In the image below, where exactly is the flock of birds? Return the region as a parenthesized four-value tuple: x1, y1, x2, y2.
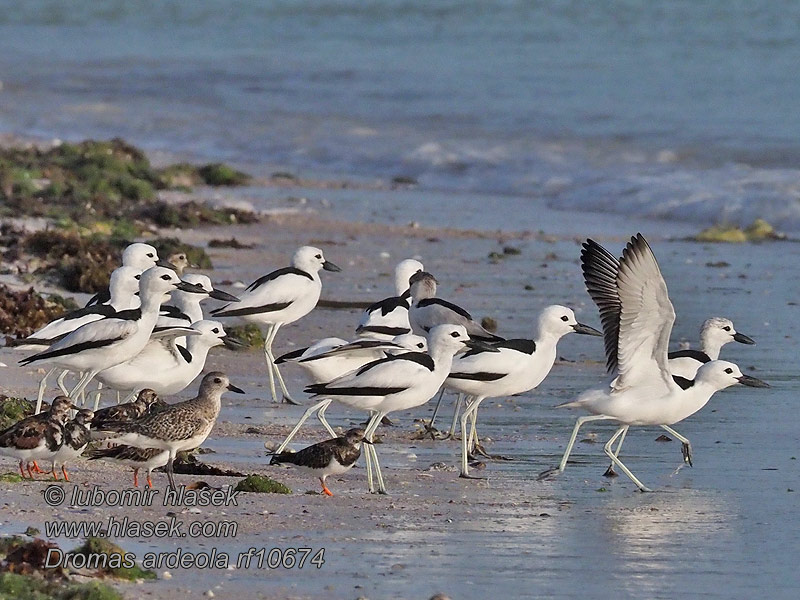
(0, 234, 769, 496)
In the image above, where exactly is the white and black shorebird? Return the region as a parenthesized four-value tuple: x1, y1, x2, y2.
(22, 265, 143, 413)
(87, 445, 169, 488)
(93, 372, 244, 490)
(538, 234, 769, 491)
(0, 396, 74, 479)
(20, 266, 204, 406)
(269, 428, 369, 496)
(440, 305, 601, 477)
(669, 317, 755, 380)
(156, 273, 240, 333)
(408, 271, 503, 342)
(52, 408, 93, 482)
(85, 242, 172, 306)
(356, 258, 424, 340)
(272, 333, 428, 454)
(211, 246, 341, 404)
(305, 325, 491, 494)
(95, 320, 235, 400)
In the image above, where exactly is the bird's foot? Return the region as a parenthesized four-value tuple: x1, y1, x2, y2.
(603, 465, 619, 478)
(472, 444, 513, 461)
(536, 466, 562, 481)
(459, 471, 487, 480)
(681, 442, 693, 467)
(636, 485, 654, 493)
(281, 394, 301, 406)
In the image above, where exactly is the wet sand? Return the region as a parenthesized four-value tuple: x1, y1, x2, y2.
(1, 186, 799, 599)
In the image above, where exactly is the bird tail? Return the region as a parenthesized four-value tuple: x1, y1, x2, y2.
(556, 400, 582, 409)
(275, 347, 308, 364)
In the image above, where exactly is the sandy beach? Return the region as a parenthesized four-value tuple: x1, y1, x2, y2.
(1, 179, 798, 599)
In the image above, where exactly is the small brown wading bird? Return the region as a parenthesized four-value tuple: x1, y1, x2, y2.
(270, 428, 369, 496)
(52, 408, 93, 481)
(0, 396, 74, 479)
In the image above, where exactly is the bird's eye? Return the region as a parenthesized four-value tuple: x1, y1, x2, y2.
(315, 254, 322, 259)
(147, 253, 154, 258)
(214, 377, 222, 383)
(724, 368, 733, 374)
(212, 328, 219, 333)
(450, 331, 460, 337)
(723, 326, 731, 331)
(161, 274, 171, 280)
(561, 316, 569, 322)
(417, 343, 424, 348)
(134, 275, 141, 280)
(179, 254, 186, 260)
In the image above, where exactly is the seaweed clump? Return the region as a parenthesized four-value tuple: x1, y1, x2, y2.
(0, 138, 257, 229)
(0, 396, 35, 430)
(224, 324, 265, 350)
(695, 219, 785, 243)
(22, 230, 122, 293)
(235, 474, 291, 494)
(0, 284, 68, 337)
(71, 538, 155, 582)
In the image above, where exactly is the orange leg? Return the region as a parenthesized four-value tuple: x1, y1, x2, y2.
(62, 465, 70, 482)
(146, 473, 153, 489)
(133, 468, 139, 488)
(26, 463, 35, 479)
(19, 461, 27, 479)
(32, 461, 42, 473)
(51, 465, 59, 481)
(320, 478, 334, 497)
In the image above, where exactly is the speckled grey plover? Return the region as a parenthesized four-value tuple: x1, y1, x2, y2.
(93, 372, 244, 490)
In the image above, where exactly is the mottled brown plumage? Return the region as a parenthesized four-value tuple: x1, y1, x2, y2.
(92, 388, 159, 431)
(94, 372, 244, 489)
(0, 396, 73, 478)
(270, 428, 367, 496)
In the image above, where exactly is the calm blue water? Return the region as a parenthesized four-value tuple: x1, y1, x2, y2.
(2, 0, 800, 228)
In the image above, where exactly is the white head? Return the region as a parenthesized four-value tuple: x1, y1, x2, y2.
(694, 360, 769, 391)
(121, 243, 160, 270)
(537, 305, 602, 340)
(408, 271, 438, 301)
(395, 259, 424, 295)
(392, 333, 428, 352)
(186, 320, 229, 350)
(426, 324, 472, 357)
(138, 267, 198, 306)
(291, 246, 342, 275)
(699, 317, 755, 358)
(108, 266, 142, 305)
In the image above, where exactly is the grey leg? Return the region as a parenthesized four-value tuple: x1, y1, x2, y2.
(69, 371, 96, 401)
(603, 425, 651, 492)
(166, 454, 177, 491)
(265, 323, 298, 405)
(427, 388, 447, 435)
(364, 412, 387, 494)
(56, 370, 70, 395)
(603, 426, 628, 477)
(35, 367, 57, 414)
(459, 396, 486, 478)
(661, 424, 693, 467)
(362, 412, 382, 493)
(447, 393, 465, 440)
(537, 414, 611, 480)
(316, 400, 337, 438)
(263, 324, 278, 402)
(273, 399, 333, 454)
